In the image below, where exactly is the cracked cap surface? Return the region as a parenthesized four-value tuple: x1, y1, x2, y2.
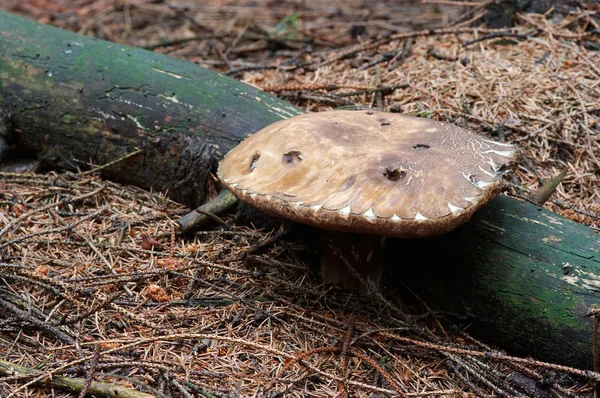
(217, 110, 516, 237)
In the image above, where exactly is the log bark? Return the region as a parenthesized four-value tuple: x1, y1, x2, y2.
(0, 10, 302, 207)
(386, 194, 600, 370)
(1, 11, 599, 371)
(0, 359, 156, 398)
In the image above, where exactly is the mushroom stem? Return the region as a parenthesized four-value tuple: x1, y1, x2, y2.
(320, 232, 386, 295)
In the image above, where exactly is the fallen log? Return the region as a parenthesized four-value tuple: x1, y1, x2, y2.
(385, 194, 600, 370)
(0, 10, 302, 207)
(1, 10, 599, 370)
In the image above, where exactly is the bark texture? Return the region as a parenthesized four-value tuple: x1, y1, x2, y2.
(387, 194, 600, 370)
(0, 10, 302, 206)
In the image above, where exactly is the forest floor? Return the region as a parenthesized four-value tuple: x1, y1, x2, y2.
(1, 1, 599, 397)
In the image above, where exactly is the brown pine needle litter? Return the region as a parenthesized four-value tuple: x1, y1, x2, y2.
(1, 171, 597, 398)
(1, 0, 600, 396)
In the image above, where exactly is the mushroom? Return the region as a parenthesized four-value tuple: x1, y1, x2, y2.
(218, 110, 516, 289)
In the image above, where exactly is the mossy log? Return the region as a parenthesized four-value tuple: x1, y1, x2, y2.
(0, 359, 156, 398)
(1, 10, 599, 371)
(385, 194, 600, 370)
(0, 10, 302, 206)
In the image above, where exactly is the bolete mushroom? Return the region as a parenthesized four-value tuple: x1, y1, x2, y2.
(217, 110, 516, 289)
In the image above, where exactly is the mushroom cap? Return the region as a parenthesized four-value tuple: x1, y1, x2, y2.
(217, 110, 516, 237)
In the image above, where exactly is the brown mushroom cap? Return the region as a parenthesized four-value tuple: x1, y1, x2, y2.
(217, 110, 516, 237)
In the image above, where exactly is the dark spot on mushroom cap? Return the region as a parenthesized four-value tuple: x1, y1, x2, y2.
(413, 144, 430, 149)
(282, 149, 303, 164)
(384, 168, 406, 182)
(249, 152, 260, 172)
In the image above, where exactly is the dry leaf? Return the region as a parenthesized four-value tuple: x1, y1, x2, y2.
(186, 243, 203, 254)
(141, 234, 161, 250)
(156, 257, 179, 270)
(145, 284, 169, 302)
(35, 264, 49, 276)
(12, 203, 27, 217)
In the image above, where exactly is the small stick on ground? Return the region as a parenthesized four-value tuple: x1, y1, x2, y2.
(78, 148, 143, 176)
(177, 189, 239, 233)
(0, 297, 74, 345)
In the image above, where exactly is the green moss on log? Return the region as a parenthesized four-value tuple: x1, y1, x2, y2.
(0, 10, 303, 205)
(390, 195, 600, 369)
